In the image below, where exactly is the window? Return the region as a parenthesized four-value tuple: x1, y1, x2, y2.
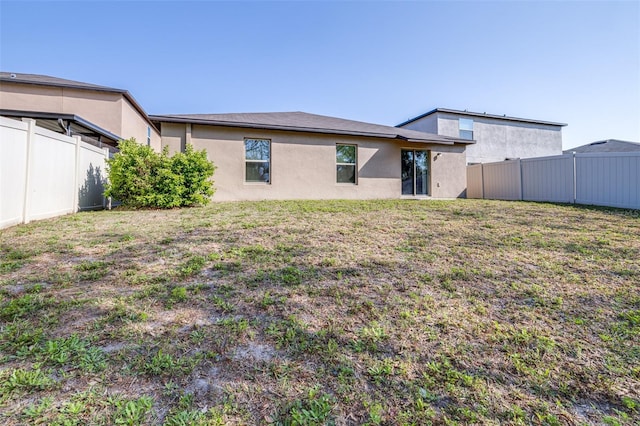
(245, 138, 270, 183)
(459, 118, 474, 140)
(336, 144, 357, 184)
(147, 126, 151, 146)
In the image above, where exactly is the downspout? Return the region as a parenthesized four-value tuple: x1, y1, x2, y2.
(58, 118, 71, 136)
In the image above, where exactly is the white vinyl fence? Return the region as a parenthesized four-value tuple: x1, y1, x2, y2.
(481, 159, 522, 201)
(467, 153, 640, 210)
(1, 116, 110, 229)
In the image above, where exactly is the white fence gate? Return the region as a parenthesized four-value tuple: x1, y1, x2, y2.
(1, 116, 110, 229)
(467, 153, 640, 210)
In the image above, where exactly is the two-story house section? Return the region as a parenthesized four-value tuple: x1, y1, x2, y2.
(397, 108, 566, 164)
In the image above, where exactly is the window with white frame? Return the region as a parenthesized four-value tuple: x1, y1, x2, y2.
(245, 138, 270, 183)
(459, 118, 474, 140)
(336, 144, 357, 184)
(147, 126, 151, 146)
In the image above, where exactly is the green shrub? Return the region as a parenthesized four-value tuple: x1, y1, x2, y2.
(104, 139, 158, 206)
(170, 144, 216, 206)
(105, 139, 215, 208)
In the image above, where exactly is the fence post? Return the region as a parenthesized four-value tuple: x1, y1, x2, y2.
(102, 147, 110, 209)
(572, 152, 577, 204)
(517, 159, 523, 201)
(72, 136, 82, 213)
(21, 118, 36, 224)
(480, 163, 485, 199)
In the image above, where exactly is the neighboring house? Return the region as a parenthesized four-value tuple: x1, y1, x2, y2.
(0, 72, 160, 151)
(397, 108, 566, 164)
(149, 112, 473, 201)
(563, 139, 640, 154)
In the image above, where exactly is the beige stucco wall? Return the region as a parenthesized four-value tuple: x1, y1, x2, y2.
(161, 122, 187, 154)
(161, 123, 468, 201)
(0, 82, 159, 150)
(428, 144, 468, 198)
(0, 82, 64, 112)
(62, 87, 122, 133)
(121, 98, 161, 151)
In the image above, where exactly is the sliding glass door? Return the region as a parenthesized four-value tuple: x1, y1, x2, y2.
(401, 150, 429, 196)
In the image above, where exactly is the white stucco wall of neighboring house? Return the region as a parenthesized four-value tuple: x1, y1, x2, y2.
(401, 111, 563, 164)
(399, 114, 438, 134)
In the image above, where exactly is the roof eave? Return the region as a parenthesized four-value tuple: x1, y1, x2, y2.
(151, 115, 389, 137)
(0, 109, 123, 142)
(396, 108, 439, 127)
(397, 108, 568, 128)
(150, 115, 463, 145)
(0, 76, 126, 95)
(405, 138, 475, 145)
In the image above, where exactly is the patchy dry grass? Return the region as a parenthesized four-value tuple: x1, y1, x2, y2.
(0, 199, 638, 425)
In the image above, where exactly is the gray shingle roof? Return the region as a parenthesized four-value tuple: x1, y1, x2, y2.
(563, 139, 640, 153)
(397, 108, 567, 128)
(150, 112, 473, 145)
(0, 72, 125, 92)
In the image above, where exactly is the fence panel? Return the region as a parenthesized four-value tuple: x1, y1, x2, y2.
(522, 155, 574, 203)
(1, 117, 110, 229)
(468, 152, 639, 210)
(481, 159, 522, 200)
(78, 144, 108, 210)
(0, 117, 29, 228)
(27, 127, 77, 221)
(575, 153, 640, 209)
(466, 164, 483, 199)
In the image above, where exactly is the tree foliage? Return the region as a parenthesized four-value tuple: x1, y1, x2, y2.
(105, 139, 215, 208)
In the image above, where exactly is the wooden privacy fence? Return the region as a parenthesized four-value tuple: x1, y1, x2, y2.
(1, 116, 110, 229)
(467, 153, 640, 210)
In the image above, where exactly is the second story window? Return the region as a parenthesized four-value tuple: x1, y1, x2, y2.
(459, 118, 474, 140)
(147, 126, 151, 146)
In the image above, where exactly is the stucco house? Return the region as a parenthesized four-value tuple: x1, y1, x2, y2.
(0, 72, 474, 201)
(397, 108, 566, 164)
(0, 72, 161, 152)
(149, 112, 473, 201)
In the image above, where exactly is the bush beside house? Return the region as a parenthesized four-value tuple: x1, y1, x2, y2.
(105, 139, 215, 208)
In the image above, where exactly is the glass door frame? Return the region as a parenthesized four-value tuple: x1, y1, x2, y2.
(401, 149, 431, 196)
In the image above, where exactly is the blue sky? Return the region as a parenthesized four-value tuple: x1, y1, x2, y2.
(1, 1, 638, 149)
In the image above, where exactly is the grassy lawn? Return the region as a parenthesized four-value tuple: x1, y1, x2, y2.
(0, 199, 638, 425)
